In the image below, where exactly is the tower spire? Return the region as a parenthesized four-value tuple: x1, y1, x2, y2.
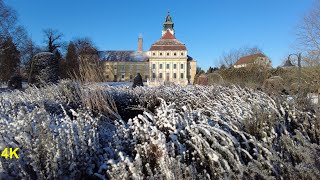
(162, 11, 174, 36)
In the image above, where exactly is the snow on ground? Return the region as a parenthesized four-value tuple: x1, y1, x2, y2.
(308, 93, 319, 104)
(0, 82, 30, 93)
(101, 81, 133, 87)
(0, 81, 319, 179)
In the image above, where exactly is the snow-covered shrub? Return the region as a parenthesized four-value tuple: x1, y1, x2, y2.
(0, 82, 319, 179)
(101, 85, 319, 179)
(0, 81, 115, 179)
(28, 52, 59, 87)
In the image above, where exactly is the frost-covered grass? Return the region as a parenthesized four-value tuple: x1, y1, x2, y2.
(0, 81, 319, 179)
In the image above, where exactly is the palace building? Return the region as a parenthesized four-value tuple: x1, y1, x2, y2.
(98, 12, 196, 85)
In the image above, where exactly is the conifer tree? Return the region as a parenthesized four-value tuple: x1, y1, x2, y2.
(65, 41, 79, 77)
(0, 37, 20, 81)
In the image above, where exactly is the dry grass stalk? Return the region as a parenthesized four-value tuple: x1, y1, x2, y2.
(75, 85, 121, 119)
(70, 55, 105, 84)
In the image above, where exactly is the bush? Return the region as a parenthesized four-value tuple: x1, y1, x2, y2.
(28, 52, 59, 87)
(132, 73, 143, 88)
(8, 74, 22, 90)
(0, 82, 319, 179)
(262, 76, 285, 95)
(194, 74, 208, 85)
(207, 72, 224, 85)
(218, 65, 270, 89)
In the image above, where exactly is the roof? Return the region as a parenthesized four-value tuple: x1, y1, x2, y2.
(98, 51, 149, 62)
(282, 59, 295, 67)
(187, 55, 194, 61)
(234, 53, 266, 65)
(150, 30, 187, 51)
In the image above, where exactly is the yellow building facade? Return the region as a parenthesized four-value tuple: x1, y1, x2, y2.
(98, 13, 196, 85)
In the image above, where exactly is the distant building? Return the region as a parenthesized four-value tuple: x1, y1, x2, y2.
(98, 12, 197, 85)
(233, 53, 271, 68)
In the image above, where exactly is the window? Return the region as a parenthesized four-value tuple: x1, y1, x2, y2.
(152, 64, 156, 69)
(181, 52, 184, 56)
(145, 75, 148, 79)
(121, 74, 125, 79)
(174, 52, 177, 56)
(106, 74, 109, 79)
(114, 75, 117, 80)
(160, 52, 163, 56)
(159, 73, 163, 79)
(166, 64, 170, 69)
(153, 52, 156, 56)
(173, 73, 177, 78)
(180, 64, 184, 69)
(167, 52, 170, 56)
(114, 65, 117, 73)
(160, 64, 163, 69)
(152, 73, 156, 79)
(130, 75, 133, 79)
(121, 65, 125, 71)
(180, 73, 184, 79)
(174, 64, 177, 69)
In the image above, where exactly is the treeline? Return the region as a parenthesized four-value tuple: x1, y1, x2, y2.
(0, 0, 101, 84)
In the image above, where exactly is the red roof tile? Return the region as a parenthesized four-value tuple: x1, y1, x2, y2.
(150, 30, 187, 51)
(150, 46, 186, 51)
(234, 53, 266, 65)
(161, 30, 175, 39)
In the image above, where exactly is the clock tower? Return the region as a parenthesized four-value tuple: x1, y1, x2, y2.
(162, 11, 174, 36)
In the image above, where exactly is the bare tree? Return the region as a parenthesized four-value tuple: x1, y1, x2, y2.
(0, 0, 17, 38)
(0, 0, 28, 51)
(43, 28, 63, 53)
(0, 0, 29, 81)
(72, 37, 105, 83)
(219, 46, 263, 67)
(296, 0, 320, 66)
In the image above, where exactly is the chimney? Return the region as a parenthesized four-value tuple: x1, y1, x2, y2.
(138, 34, 143, 52)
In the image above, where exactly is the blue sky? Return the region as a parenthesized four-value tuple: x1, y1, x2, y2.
(5, 0, 314, 69)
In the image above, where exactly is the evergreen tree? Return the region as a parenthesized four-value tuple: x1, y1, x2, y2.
(0, 37, 20, 81)
(207, 66, 214, 73)
(65, 41, 79, 78)
(196, 66, 205, 75)
(220, 64, 227, 70)
(53, 50, 64, 79)
(132, 73, 143, 88)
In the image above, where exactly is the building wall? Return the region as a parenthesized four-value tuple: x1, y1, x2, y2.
(101, 51, 197, 85)
(234, 57, 271, 69)
(188, 60, 197, 84)
(102, 61, 149, 82)
(147, 49, 193, 85)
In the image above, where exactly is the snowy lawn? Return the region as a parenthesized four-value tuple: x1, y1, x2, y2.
(100, 81, 133, 87)
(0, 81, 319, 179)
